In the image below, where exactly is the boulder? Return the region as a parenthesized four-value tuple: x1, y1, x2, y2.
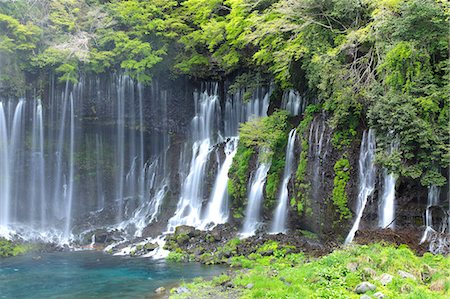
(362, 267, 377, 278)
(377, 273, 393, 286)
(429, 280, 445, 292)
(374, 292, 385, 299)
(144, 242, 158, 251)
(347, 262, 358, 272)
(174, 225, 196, 237)
(154, 287, 165, 294)
(174, 287, 190, 294)
(354, 282, 376, 294)
(398, 270, 416, 280)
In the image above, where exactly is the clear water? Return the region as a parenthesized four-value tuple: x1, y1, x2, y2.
(0, 251, 224, 299)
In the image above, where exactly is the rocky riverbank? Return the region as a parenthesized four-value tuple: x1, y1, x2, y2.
(165, 243, 450, 299)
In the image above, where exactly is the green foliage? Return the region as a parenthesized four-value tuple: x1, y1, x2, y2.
(239, 110, 289, 162)
(332, 158, 352, 220)
(368, 91, 448, 186)
(292, 105, 319, 217)
(0, 238, 30, 257)
(0, 0, 447, 183)
(229, 111, 289, 216)
(228, 145, 254, 208)
(167, 251, 185, 263)
(173, 244, 450, 299)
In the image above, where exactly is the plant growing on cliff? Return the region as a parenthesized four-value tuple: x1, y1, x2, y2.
(332, 158, 352, 221)
(229, 110, 289, 214)
(292, 104, 320, 216)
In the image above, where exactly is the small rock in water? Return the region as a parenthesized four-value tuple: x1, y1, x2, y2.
(354, 282, 376, 294)
(373, 292, 385, 299)
(175, 287, 190, 294)
(144, 242, 158, 251)
(360, 295, 372, 299)
(154, 287, 166, 294)
(245, 283, 254, 289)
(398, 270, 416, 280)
(377, 273, 393, 286)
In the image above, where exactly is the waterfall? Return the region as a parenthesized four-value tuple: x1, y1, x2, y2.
(281, 89, 305, 116)
(201, 137, 239, 229)
(0, 102, 10, 229)
(309, 116, 330, 202)
(0, 75, 172, 243)
(345, 129, 376, 244)
(167, 85, 221, 232)
(271, 129, 297, 234)
(241, 154, 271, 237)
(224, 87, 270, 137)
(420, 186, 440, 243)
(63, 94, 76, 241)
(29, 99, 46, 228)
(378, 170, 396, 229)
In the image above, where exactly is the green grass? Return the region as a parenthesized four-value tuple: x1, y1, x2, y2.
(0, 238, 31, 257)
(170, 243, 450, 299)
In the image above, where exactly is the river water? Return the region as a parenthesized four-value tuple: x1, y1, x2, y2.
(0, 251, 224, 298)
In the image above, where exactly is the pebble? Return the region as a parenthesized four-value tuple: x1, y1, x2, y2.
(245, 283, 254, 289)
(154, 287, 165, 294)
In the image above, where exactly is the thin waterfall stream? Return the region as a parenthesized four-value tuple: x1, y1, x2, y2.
(271, 129, 297, 234)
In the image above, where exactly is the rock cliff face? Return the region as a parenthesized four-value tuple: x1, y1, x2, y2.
(0, 70, 448, 248)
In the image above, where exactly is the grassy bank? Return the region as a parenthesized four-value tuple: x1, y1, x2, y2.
(170, 243, 450, 299)
(0, 238, 32, 257)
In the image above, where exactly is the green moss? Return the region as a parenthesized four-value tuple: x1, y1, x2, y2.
(229, 111, 289, 215)
(292, 104, 319, 217)
(172, 244, 450, 299)
(167, 251, 185, 263)
(0, 238, 30, 257)
(332, 158, 352, 220)
(228, 145, 254, 204)
(264, 146, 286, 210)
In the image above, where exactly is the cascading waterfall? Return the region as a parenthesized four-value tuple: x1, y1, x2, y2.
(0, 75, 170, 243)
(309, 116, 330, 202)
(0, 102, 11, 229)
(167, 84, 221, 231)
(345, 129, 376, 244)
(420, 186, 440, 243)
(201, 137, 239, 229)
(241, 153, 271, 237)
(63, 95, 76, 241)
(0, 73, 274, 247)
(271, 129, 297, 234)
(378, 142, 398, 229)
(281, 89, 306, 116)
(30, 99, 46, 228)
(224, 87, 270, 137)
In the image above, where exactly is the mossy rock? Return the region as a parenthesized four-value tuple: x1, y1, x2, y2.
(144, 242, 158, 251)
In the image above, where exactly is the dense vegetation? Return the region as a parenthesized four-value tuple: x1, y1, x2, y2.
(171, 243, 450, 298)
(228, 111, 289, 218)
(1, 0, 447, 190)
(0, 238, 31, 257)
